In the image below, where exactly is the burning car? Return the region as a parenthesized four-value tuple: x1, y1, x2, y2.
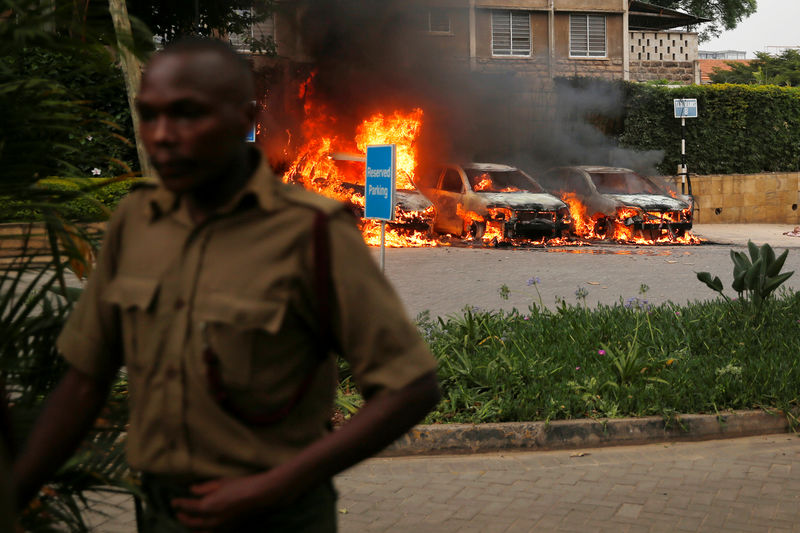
(327, 152, 433, 232)
(418, 163, 571, 241)
(536, 166, 694, 241)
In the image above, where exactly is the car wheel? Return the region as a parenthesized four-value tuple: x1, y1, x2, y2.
(469, 221, 486, 241)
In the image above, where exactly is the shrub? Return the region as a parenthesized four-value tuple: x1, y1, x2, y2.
(619, 83, 800, 175)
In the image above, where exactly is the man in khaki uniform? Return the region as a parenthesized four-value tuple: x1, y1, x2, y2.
(13, 38, 440, 531)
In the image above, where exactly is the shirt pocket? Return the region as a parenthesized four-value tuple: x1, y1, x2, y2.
(102, 275, 160, 368)
(194, 293, 289, 388)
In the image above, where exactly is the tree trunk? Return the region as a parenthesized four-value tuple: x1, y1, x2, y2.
(107, 0, 155, 178)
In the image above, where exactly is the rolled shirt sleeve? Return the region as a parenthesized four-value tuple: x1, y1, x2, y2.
(327, 212, 437, 399)
(56, 204, 126, 379)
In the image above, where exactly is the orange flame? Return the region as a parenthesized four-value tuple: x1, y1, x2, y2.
(355, 109, 423, 191)
(283, 75, 435, 246)
(473, 177, 492, 191)
(563, 193, 702, 244)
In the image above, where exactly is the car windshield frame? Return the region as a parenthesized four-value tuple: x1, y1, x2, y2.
(588, 171, 664, 195)
(465, 168, 544, 193)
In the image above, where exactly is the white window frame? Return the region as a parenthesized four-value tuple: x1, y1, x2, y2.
(427, 9, 451, 34)
(569, 14, 606, 58)
(491, 10, 531, 57)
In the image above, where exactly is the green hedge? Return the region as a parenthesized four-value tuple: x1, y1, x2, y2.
(620, 83, 800, 175)
(2, 178, 137, 222)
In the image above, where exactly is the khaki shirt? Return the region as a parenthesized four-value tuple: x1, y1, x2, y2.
(0, 441, 13, 532)
(57, 151, 437, 479)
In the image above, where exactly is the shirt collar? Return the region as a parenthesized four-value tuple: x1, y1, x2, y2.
(146, 147, 279, 221)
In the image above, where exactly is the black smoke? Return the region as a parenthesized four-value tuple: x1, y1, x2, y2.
(264, 0, 663, 184)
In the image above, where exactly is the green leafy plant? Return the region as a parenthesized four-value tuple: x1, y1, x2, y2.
(1, 241, 134, 532)
(405, 285, 800, 425)
(498, 284, 510, 301)
(697, 240, 794, 309)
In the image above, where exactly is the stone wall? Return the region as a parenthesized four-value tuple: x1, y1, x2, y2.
(664, 172, 800, 224)
(629, 31, 699, 84)
(629, 60, 696, 83)
(553, 58, 625, 79)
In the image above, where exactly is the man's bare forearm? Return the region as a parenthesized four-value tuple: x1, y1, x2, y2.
(254, 371, 440, 503)
(13, 366, 112, 508)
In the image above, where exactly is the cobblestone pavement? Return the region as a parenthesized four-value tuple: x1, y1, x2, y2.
(86, 434, 800, 532)
(336, 434, 800, 533)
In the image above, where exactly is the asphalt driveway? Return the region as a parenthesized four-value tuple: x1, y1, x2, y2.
(375, 224, 800, 318)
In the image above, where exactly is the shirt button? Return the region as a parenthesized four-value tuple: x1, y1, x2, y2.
(174, 298, 185, 310)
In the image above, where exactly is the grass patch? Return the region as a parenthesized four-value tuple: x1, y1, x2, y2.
(339, 290, 800, 425)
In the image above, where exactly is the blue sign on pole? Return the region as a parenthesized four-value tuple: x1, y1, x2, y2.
(673, 98, 698, 118)
(246, 124, 256, 143)
(365, 144, 396, 221)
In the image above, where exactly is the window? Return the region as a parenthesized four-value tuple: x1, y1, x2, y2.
(569, 14, 606, 58)
(427, 9, 450, 33)
(229, 9, 275, 53)
(439, 168, 463, 193)
(491, 10, 531, 57)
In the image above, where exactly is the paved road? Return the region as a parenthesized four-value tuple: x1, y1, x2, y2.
(89, 434, 800, 532)
(336, 434, 800, 533)
(375, 224, 800, 318)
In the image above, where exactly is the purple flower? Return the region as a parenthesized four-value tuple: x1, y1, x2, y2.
(598, 349, 606, 355)
(527, 277, 541, 286)
(575, 366, 581, 371)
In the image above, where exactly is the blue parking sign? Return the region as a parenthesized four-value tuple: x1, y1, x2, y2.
(365, 145, 396, 221)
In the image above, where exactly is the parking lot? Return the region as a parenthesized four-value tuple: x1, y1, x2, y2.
(374, 224, 800, 318)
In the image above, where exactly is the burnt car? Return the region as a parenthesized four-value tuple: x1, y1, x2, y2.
(537, 166, 693, 240)
(330, 154, 433, 231)
(418, 163, 571, 241)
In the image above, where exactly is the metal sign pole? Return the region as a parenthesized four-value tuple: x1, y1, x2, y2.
(380, 220, 386, 272)
(681, 116, 686, 195)
(674, 98, 696, 197)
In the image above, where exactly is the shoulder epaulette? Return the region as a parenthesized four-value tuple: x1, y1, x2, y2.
(277, 182, 346, 216)
(129, 178, 159, 192)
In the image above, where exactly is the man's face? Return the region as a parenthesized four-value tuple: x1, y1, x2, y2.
(136, 52, 252, 195)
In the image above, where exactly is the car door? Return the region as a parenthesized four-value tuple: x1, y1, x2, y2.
(431, 166, 467, 236)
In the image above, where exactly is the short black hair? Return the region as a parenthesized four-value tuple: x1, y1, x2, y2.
(153, 36, 255, 103)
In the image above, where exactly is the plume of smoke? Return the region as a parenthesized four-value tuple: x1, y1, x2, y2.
(266, 0, 666, 185)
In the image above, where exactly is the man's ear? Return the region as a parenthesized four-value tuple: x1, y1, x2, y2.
(236, 99, 257, 138)
(245, 99, 257, 125)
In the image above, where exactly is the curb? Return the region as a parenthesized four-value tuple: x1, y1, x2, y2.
(380, 409, 794, 457)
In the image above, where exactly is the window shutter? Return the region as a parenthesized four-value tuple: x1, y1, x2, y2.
(570, 14, 605, 57)
(492, 10, 530, 57)
(511, 12, 530, 56)
(492, 11, 512, 55)
(587, 15, 606, 57)
(569, 15, 588, 56)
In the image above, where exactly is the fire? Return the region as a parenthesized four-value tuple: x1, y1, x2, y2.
(355, 109, 423, 191)
(562, 193, 702, 245)
(283, 74, 436, 246)
(562, 193, 603, 239)
(473, 174, 521, 193)
(279, 73, 702, 249)
(474, 177, 492, 191)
